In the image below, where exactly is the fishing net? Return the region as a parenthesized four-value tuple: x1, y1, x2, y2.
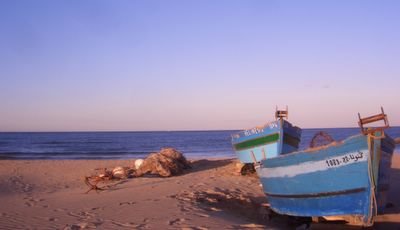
(309, 131, 335, 148)
(135, 148, 191, 177)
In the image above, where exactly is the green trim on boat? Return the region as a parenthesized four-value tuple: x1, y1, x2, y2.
(234, 133, 279, 150)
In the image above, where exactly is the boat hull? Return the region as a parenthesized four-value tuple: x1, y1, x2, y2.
(258, 133, 395, 226)
(231, 120, 301, 163)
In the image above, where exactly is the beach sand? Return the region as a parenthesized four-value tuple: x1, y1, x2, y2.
(0, 154, 399, 229)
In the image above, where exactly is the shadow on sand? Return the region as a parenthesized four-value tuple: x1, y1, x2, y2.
(188, 160, 400, 229)
(371, 166, 400, 230)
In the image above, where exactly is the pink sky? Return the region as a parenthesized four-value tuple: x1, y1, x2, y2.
(1, 1, 399, 131)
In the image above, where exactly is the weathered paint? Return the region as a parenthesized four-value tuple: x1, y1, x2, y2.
(260, 150, 368, 179)
(257, 132, 395, 226)
(234, 133, 279, 151)
(235, 143, 280, 163)
(266, 191, 369, 217)
(231, 119, 301, 163)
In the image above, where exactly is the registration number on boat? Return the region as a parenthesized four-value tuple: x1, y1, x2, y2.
(243, 123, 278, 136)
(244, 128, 264, 136)
(325, 151, 365, 168)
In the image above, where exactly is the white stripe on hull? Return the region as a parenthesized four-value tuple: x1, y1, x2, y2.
(260, 149, 368, 178)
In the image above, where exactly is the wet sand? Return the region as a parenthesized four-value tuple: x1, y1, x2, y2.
(0, 154, 399, 229)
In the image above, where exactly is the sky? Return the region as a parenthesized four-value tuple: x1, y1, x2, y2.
(0, 0, 399, 131)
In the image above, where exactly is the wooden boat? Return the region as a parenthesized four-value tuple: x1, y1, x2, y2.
(257, 108, 395, 226)
(231, 107, 301, 164)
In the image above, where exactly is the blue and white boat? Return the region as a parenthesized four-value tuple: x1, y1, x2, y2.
(231, 108, 302, 164)
(257, 109, 395, 226)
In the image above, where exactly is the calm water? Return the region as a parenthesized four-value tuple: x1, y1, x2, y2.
(0, 127, 399, 160)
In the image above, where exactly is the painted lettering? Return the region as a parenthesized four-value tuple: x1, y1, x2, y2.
(325, 151, 366, 168)
(269, 123, 278, 129)
(244, 127, 264, 136)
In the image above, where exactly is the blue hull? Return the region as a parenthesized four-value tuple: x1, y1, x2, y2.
(231, 120, 301, 163)
(258, 132, 395, 226)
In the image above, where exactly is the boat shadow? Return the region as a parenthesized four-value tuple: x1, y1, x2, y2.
(184, 159, 400, 229)
(225, 163, 400, 230)
(369, 166, 400, 230)
(174, 187, 294, 229)
(381, 167, 400, 215)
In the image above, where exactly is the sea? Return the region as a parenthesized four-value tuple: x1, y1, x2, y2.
(0, 127, 399, 160)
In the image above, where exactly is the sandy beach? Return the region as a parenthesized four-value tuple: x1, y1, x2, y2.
(1, 154, 400, 230)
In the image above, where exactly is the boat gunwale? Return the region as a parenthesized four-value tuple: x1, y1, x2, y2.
(261, 134, 368, 162)
(231, 119, 300, 140)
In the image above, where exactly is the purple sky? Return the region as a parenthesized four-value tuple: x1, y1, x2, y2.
(1, 1, 399, 131)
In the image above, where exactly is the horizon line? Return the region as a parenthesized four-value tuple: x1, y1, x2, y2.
(1, 126, 399, 133)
